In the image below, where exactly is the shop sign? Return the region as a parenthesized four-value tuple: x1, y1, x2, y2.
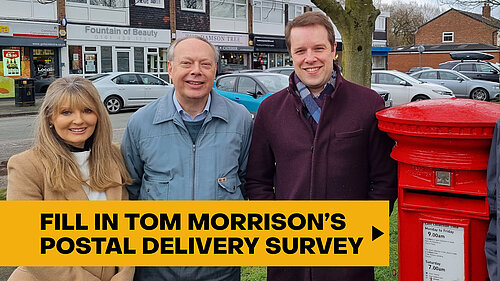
(218, 46, 254, 52)
(67, 24, 171, 44)
(2, 50, 20, 76)
(0, 20, 58, 38)
(177, 30, 249, 47)
(255, 38, 277, 48)
(254, 37, 287, 52)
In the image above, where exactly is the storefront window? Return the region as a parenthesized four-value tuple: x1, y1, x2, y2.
(134, 47, 144, 72)
(253, 53, 267, 70)
(284, 54, 292, 66)
(101, 46, 112, 73)
(69, 46, 83, 74)
(84, 47, 98, 74)
(268, 53, 276, 68)
(276, 53, 284, 67)
(115, 47, 131, 72)
(372, 56, 386, 70)
(159, 48, 168, 73)
(147, 48, 158, 73)
(220, 52, 247, 73)
(33, 49, 55, 79)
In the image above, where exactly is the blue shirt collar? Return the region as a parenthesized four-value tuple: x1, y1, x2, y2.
(173, 91, 211, 122)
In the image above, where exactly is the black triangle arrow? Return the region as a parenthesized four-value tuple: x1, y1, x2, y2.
(372, 226, 384, 241)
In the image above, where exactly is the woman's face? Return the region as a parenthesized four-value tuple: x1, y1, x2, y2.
(50, 102, 98, 148)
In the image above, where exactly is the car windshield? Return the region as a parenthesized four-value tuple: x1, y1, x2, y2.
(490, 63, 500, 71)
(449, 71, 471, 81)
(254, 75, 289, 93)
(396, 72, 425, 84)
(87, 73, 110, 82)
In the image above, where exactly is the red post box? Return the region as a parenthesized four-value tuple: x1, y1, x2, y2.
(376, 99, 500, 281)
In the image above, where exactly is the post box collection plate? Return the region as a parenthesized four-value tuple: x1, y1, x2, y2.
(423, 222, 464, 281)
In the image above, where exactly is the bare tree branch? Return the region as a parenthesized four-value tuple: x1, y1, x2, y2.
(439, 0, 500, 8)
(377, 0, 441, 46)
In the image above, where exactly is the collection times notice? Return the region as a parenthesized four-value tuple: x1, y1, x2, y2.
(423, 222, 464, 281)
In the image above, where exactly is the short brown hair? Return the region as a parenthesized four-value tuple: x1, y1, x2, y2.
(285, 11, 336, 51)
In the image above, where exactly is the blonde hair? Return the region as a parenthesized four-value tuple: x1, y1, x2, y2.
(34, 75, 132, 193)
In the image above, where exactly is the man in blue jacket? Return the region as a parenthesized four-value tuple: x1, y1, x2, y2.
(121, 36, 253, 281)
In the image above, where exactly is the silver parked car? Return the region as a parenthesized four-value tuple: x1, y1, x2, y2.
(89, 72, 173, 113)
(410, 69, 499, 101)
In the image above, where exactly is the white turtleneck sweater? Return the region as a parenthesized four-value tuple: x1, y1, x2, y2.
(72, 150, 107, 201)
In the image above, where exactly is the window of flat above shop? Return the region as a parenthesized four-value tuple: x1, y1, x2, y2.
(375, 17, 385, 31)
(288, 4, 304, 21)
(254, 1, 283, 23)
(135, 0, 164, 8)
(210, 0, 245, 19)
(181, 0, 205, 12)
(67, 0, 126, 8)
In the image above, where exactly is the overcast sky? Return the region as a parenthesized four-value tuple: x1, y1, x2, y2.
(378, 0, 500, 18)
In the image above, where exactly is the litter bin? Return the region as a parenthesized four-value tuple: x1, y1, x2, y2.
(15, 77, 35, 107)
(376, 99, 500, 281)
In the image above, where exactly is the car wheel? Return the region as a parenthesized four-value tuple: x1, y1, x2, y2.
(411, 94, 429, 102)
(104, 96, 123, 114)
(470, 88, 489, 101)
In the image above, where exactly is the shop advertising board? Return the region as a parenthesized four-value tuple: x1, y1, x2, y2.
(2, 49, 20, 76)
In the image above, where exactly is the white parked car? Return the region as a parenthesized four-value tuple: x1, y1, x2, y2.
(372, 70, 454, 106)
(89, 72, 173, 113)
(371, 85, 393, 108)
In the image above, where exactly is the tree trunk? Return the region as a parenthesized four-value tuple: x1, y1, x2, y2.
(311, 0, 379, 87)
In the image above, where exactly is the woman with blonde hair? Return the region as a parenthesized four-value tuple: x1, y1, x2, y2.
(7, 75, 134, 281)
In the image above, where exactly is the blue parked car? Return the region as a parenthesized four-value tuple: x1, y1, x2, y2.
(213, 72, 289, 117)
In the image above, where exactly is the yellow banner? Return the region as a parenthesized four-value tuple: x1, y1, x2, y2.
(0, 200, 389, 266)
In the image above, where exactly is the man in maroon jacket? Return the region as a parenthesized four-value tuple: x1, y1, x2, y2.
(245, 11, 398, 281)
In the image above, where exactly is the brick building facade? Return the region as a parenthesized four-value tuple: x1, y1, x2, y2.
(415, 9, 499, 46)
(389, 4, 500, 73)
(130, 5, 171, 29)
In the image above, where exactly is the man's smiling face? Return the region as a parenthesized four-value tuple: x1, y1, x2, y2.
(289, 24, 336, 96)
(167, 38, 217, 104)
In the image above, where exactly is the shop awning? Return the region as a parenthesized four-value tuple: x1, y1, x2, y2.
(0, 36, 66, 47)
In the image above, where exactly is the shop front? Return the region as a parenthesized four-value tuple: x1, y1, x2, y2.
(372, 46, 390, 70)
(0, 20, 64, 98)
(252, 35, 291, 70)
(65, 24, 171, 81)
(176, 30, 253, 74)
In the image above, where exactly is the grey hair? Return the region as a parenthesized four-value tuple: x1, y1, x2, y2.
(167, 35, 220, 63)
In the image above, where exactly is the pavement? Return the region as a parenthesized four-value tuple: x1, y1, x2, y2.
(0, 96, 43, 118)
(0, 96, 41, 280)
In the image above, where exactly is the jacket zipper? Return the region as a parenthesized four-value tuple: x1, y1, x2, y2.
(287, 88, 316, 199)
(192, 143, 196, 200)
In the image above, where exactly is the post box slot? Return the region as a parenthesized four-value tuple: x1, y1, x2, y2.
(401, 188, 489, 218)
